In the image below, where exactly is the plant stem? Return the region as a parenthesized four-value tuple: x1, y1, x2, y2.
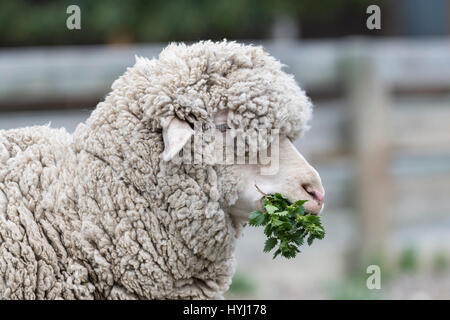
(254, 184, 268, 196)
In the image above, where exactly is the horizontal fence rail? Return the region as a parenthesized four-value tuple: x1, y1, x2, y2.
(1, 39, 450, 104)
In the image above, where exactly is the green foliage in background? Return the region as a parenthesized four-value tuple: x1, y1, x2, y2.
(328, 254, 391, 300)
(327, 273, 384, 300)
(0, 0, 377, 46)
(398, 246, 419, 273)
(228, 271, 257, 295)
(432, 250, 450, 274)
(249, 193, 325, 259)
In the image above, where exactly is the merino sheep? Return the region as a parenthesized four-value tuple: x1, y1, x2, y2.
(0, 40, 324, 299)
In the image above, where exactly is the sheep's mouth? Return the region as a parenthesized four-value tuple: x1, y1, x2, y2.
(304, 204, 322, 216)
(258, 195, 319, 216)
(253, 185, 321, 216)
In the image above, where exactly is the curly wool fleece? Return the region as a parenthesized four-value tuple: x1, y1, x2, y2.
(0, 41, 312, 299)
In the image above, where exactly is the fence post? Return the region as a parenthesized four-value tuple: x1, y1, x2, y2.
(342, 42, 391, 266)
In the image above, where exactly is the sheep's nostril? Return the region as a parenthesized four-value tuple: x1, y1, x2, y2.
(311, 190, 324, 204)
(302, 184, 324, 205)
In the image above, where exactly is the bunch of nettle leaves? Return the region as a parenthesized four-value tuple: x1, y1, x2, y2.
(249, 192, 325, 259)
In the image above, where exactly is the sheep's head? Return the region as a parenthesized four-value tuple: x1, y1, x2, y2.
(151, 41, 324, 224)
(161, 110, 324, 223)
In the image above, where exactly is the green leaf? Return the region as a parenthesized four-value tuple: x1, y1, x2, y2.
(294, 200, 308, 207)
(279, 221, 293, 231)
(263, 237, 277, 252)
(273, 249, 281, 259)
(273, 193, 287, 200)
(264, 204, 278, 215)
(248, 193, 326, 260)
(248, 210, 266, 226)
(271, 219, 284, 227)
(264, 224, 273, 237)
(292, 230, 305, 246)
(249, 210, 262, 220)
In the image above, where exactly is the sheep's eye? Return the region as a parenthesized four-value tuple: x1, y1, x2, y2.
(215, 123, 230, 132)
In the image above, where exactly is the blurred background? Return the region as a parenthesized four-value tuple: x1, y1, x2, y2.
(1, 0, 449, 299)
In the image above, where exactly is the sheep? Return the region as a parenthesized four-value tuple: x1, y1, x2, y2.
(0, 40, 324, 300)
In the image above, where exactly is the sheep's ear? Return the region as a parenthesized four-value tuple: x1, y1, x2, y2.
(161, 116, 194, 162)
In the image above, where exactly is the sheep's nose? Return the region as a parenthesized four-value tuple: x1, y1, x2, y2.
(302, 184, 324, 206)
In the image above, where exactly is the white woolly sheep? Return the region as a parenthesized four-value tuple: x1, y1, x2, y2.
(0, 40, 324, 299)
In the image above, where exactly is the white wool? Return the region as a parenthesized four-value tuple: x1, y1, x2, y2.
(0, 40, 312, 299)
